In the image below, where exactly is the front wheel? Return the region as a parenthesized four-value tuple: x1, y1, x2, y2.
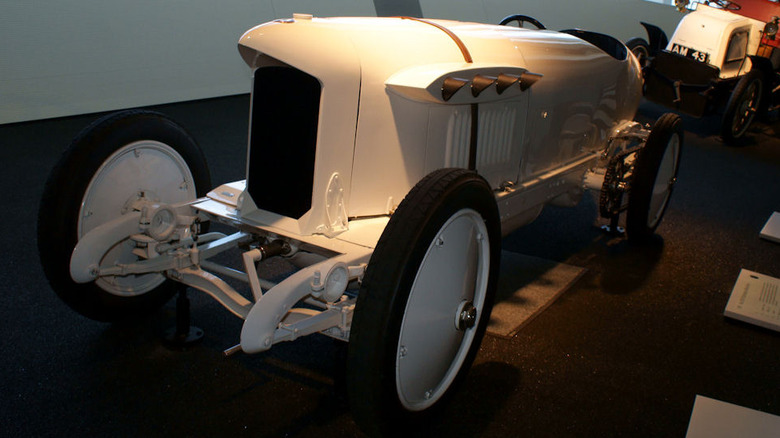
(347, 168, 501, 436)
(37, 110, 211, 321)
(626, 113, 683, 243)
(721, 70, 763, 144)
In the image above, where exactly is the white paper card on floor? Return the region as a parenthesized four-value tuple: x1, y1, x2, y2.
(759, 211, 780, 243)
(686, 395, 780, 438)
(724, 269, 780, 332)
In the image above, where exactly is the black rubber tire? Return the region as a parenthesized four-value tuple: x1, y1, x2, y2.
(627, 113, 683, 244)
(626, 37, 651, 69)
(721, 70, 763, 144)
(346, 168, 501, 437)
(37, 110, 211, 322)
(499, 14, 545, 29)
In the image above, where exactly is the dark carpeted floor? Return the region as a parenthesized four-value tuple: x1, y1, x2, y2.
(1, 95, 778, 437)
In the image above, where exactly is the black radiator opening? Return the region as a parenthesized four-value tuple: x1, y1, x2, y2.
(247, 66, 321, 219)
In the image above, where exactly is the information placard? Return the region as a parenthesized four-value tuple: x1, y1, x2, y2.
(759, 212, 780, 243)
(724, 269, 780, 332)
(686, 395, 780, 438)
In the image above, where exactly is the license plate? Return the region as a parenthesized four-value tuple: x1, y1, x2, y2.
(670, 43, 710, 64)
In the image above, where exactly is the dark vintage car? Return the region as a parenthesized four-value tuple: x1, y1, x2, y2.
(629, 0, 780, 143)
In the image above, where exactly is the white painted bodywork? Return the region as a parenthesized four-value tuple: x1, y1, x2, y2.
(667, 5, 765, 79)
(70, 15, 649, 354)
(236, 16, 642, 237)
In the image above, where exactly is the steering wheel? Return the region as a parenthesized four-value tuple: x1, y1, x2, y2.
(706, 0, 741, 10)
(499, 14, 546, 30)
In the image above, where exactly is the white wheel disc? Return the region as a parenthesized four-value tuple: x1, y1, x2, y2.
(77, 140, 197, 297)
(647, 134, 679, 228)
(396, 208, 490, 411)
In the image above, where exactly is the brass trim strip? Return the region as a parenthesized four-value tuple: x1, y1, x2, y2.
(398, 16, 473, 63)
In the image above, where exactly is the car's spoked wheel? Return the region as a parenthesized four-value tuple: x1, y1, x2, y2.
(626, 37, 651, 68)
(347, 168, 501, 436)
(722, 70, 763, 144)
(626, 113, 683, 243)
(38, 110, 211, 321)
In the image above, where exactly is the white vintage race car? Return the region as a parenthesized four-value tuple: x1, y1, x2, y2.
(38, 14, 682, 436)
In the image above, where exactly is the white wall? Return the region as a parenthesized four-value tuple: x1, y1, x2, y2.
(0, 0, 682, 124)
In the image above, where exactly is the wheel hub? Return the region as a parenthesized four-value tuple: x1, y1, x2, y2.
(456, 300, 477, 331)
(78, 141, 198, 297)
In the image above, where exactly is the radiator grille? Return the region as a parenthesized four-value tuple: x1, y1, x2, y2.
(247, 67, 321, 219)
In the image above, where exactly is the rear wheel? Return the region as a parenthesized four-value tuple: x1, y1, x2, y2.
(626, 113, 682, 243)
(721, 70, 763, 144)
(37, 110, 211, 321)
(626, 37, 651, 68)
(347, 168, 501, 436)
